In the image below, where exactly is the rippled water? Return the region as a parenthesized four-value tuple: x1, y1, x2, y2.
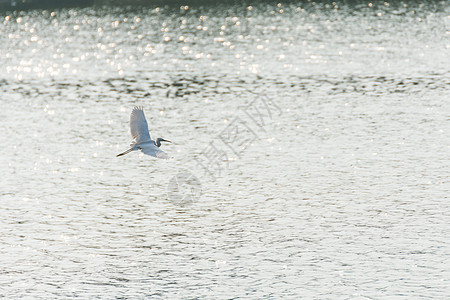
(1, 1, 449, 298)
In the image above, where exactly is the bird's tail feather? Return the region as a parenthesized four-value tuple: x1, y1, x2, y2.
(116, 148, 133, 157)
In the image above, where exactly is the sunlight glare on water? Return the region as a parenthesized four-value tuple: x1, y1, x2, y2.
(0, 1, 449, 298)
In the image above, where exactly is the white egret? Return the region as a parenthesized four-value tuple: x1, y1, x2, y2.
(117, 106, 171, 159)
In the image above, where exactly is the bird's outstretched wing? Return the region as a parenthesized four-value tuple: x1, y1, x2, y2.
(140, 144, 170, 159)
(130, 106, 151, 144)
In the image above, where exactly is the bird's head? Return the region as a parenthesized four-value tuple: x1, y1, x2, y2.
(155, 137, 172, 147)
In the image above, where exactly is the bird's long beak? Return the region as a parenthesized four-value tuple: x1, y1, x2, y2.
(162, 139, 172, 143)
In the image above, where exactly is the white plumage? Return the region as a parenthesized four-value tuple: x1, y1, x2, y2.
(117, 107, 171, 159)
(130, 107, 151, 144)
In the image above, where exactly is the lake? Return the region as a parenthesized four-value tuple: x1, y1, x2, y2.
(0, 1, 449, 298)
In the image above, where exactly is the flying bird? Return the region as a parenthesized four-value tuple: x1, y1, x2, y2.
(117, 106, 171, 159)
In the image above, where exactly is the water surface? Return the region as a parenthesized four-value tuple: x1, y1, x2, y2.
(0, 2, 449, 298)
